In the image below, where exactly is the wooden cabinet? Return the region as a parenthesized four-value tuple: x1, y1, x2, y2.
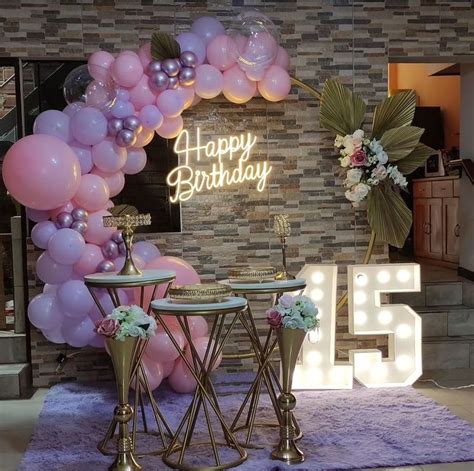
(413, 177, 460, 267)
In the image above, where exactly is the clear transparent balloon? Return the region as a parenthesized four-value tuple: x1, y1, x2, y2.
(63, 64, 117, 111)
(227, 10, 280, 70)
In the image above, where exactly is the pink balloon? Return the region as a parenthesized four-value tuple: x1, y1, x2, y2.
(257, 65, 291, 102)
(122, 147, 147, 175)
(31, 221, 58, 249)
(88, 288, 129, 320)
(2, 135, 81, 211)
(273, 46, 290, 70)
(36, 251, 73, 284)
(188, 316, 209, 339)
(168, 358, 197, 393)
(156, 90, 184, 118)
(161, 360, 174, 378)
(91, 168, 125, 197)
(73, 174, 110, 212)
(57, 279, 94, 318)
(134, 127, 154, 147)
(184, 335, 221, 371)
(42, 324, 65, 344)
(132, 356, 163, 391)
(43, 283, 59, 295)
(28, 293, 62, 330)
(207, 35, 238, 71)
(138, 105, 163, 130)
(140, 255, 200, 305)
(48, 228, 85, 265)
(26, 208, 50, 223)
(132, 241, 160, 262)
(146, 328, 185, 363)
(194, 64, 223, 99)
(84, 209, 116, 245)
(61, 316, 95, 348)
(137, 42, 152, 68)
(239, 31, 278, 70)
(88, 50, 115, 81)
(73, 243, 104, 276)
(245, 66, 266, 82)
(70, 141, 94, 175)
(111, 51, 143, 88)
(156, 116, 183, 139)
(91, 138, 127, 173)
(191, 16, 226, 46)
(88, 333, 105, 348)
(49, 201, 75, 220)
(70, 107, 108, 146)
(33, 110, 72, 143)
(190, 94, 201, 108)
(175, 86, 195, 110)
(176, 32, 206, 65)
(222, 65, 256, 104)
(129, 75, 156, 110)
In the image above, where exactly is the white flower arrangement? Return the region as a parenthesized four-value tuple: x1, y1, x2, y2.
(266, 294, 320, 332)
(95, 304, 157, 341)
(334, 129, 407, 207)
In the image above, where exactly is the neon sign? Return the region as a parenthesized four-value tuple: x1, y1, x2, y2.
(166, 128, 272, 203)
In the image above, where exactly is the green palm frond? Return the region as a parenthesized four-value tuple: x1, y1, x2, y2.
(380, 126, 425, 162)
(396, 143, 434, 174)
(371, 90, 417, 138)
(367, 184, 412, 248)
(151, 32, 181, 61)
(320, 79, 366, 137)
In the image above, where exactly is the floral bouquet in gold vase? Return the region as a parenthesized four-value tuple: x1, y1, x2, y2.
(95, 305, 157, 471)
(267, 295, 319, 464)
(320, 80, 434, 248)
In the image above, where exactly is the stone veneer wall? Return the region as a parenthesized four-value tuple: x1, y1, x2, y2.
(1, 1, 473, 387)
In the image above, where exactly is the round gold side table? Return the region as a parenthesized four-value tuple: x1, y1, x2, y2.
(151, 296, 248, 471)
(219, 278, 307, 448)
(84, 269, 176, 458)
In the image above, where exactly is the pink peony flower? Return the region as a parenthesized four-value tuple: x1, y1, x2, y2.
(95, 318, 120, 337)
(266, 308, 282, 328)
(350, 149, 368, 167)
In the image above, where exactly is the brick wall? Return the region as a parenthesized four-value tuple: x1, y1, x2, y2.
(2, 1, 473, 387)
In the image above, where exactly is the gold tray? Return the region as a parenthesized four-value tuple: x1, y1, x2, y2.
(228, 266, 277, 283)
(169, 283, 232, 304)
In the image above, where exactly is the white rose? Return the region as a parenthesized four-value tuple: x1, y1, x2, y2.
(377, 150, 388, 164)
(340, 155, 351, 167)
(371, 164, 388, 181)
(353, 182, 371, 201)
(352, 129, 364, 140)
(334, 135, 344, 147)
(369, 139, 383, 154)
(128, 325, 145, 338)
(346, 168, 363, 184)
(342, 135, 355, 155)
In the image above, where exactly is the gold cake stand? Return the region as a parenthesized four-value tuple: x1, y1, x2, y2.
(151, 296, 248, 471)
(219, 278, 307, 448)
(85, 269, 176, 458)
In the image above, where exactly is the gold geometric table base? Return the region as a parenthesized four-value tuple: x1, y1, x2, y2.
(152, 297, 248, 471)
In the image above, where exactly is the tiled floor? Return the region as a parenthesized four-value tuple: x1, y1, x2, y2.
(0, 383, 472, 471)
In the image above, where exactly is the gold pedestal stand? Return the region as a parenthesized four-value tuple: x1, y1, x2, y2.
(152, 297, 248, 471)
(271, 328, 306, 464)
(222, 279, 306, 449)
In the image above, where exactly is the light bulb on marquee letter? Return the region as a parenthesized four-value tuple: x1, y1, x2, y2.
(348, 263, 422, 388)
(293, 265, 353, 390)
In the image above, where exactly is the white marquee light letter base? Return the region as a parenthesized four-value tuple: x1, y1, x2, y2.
(293, 263, 422, 390)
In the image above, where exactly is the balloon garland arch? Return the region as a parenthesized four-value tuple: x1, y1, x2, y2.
(2, 12, 377, 386)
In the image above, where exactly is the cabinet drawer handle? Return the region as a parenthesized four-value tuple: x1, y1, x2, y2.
(454, 224, 460, 237)
(426, 223, 431, 235)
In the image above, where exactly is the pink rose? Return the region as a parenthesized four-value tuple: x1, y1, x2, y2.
(351, 137, 362, 150)
(350, 149, 368, 167)
(266, 308, 282, 328)
(95, 318, 120, 337)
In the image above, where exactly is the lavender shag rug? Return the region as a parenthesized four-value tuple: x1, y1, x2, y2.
(20, 373, 474, 471)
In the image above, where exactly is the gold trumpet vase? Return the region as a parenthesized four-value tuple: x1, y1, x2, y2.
(271, 328, 306, 464)
(106, 337, 142, 471)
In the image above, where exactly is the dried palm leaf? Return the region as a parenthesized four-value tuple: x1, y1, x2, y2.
(320, 79, 366, 137)
(109, 204, 139, 217)
(396, 143, 434, 175)
(151, 32, 181, 61)
(367, 184, 412, 248)
(380, 126, 425, 162)
(371, 90, 416, 139)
